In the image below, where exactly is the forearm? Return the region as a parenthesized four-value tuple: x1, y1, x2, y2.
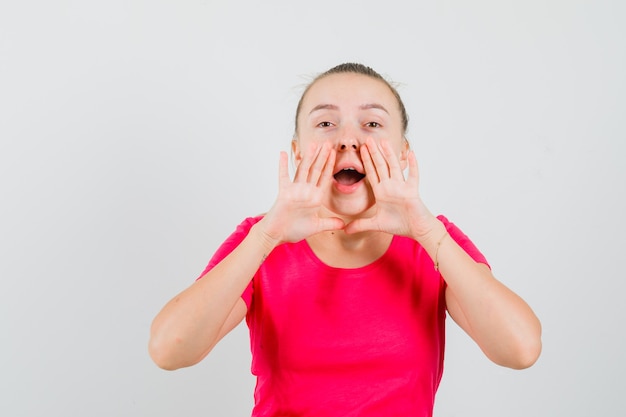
(417, 218, 542, 369)
(148, 222, 277, 370)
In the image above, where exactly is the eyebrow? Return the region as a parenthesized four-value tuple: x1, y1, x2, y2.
(360, 103, 389, 114)
(308, 104, 339, 115)
(308, 103, 390, 115)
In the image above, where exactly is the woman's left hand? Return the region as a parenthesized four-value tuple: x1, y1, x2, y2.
(344, 138, 438, 241)
(346, 139, 543, 370)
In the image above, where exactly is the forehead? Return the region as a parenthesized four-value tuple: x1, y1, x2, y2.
(301, 73, 398, 113)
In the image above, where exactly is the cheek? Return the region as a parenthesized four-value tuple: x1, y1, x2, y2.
(379, 135, 406, 154)
(296, 133, 329, 149)
(300, 130, 332, 144)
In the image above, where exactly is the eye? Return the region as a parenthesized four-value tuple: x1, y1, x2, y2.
(366, 121, 382, 128)
(317, 121, 333, 128)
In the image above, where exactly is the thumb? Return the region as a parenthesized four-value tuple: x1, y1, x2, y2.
(318, 217, 346, 232)
(344, 217, 377, 234)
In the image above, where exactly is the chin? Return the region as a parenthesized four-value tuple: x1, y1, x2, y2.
(325, 199, 375, 220)
(323, 186, 375, 218)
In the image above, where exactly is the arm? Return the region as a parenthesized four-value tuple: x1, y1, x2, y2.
(148, 223, 275, 370)
(420, 220, 542, 369)
(345, 138, 542, 369)
(149, 142, 344, 370)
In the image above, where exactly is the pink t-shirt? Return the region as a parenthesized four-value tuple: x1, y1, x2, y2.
(200, 215, 488, 417)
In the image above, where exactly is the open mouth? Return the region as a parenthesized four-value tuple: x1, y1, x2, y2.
(333, 168, 365, 186)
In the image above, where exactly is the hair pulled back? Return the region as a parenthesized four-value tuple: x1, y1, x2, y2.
(294, 63, 409, 136)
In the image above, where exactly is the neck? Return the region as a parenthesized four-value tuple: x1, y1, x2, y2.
(314, 228, 386, 250)
(305, 219, 393, 269)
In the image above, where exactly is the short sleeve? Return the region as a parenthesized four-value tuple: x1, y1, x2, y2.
(437, 214, 490, 268)
(196, 216, 264, 308)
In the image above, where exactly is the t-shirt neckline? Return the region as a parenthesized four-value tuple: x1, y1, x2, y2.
(299, 234, 399, 273)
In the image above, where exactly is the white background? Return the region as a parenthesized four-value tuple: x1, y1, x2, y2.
(1, 1, 624, 416)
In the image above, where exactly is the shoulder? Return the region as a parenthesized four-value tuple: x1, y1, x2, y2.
(233, 215, 264, 232)
(216, 215, 264, 240)
(198, 215, 265, 278)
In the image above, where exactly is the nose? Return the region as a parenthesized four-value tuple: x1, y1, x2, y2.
(337, 127, 360, 151)
(339, 142, 358, 151)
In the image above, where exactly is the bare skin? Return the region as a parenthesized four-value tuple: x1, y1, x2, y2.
(149, 72, 542, 371)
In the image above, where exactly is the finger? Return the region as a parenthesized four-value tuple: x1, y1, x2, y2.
(360, 144, 379, 184)
(344, 217, 378, 234)
(380, 139, 404, 180)
(318, 145, 336, 188)
(308, 141, 332, 185)
(406, 150, 420, 188)
(365, 137, 390, 180)
(317, 216, 345, 232)
(278, 151, 290, 185)
(293, 142, 319, 183)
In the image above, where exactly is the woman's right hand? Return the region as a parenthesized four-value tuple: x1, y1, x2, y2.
(150, 142, 342, 370)
(259, 141, 345, 246)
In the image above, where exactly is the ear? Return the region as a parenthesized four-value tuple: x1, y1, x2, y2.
(291, 139, 302, 166)
(399, 138, 410, 170)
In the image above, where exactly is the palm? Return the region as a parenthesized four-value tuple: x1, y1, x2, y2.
(263, 142, 344, 244)
(345, 138, 435, 238)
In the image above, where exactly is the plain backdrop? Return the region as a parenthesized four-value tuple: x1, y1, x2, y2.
(1, 1, 624, 416)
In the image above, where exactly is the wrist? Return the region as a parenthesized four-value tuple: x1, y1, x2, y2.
(409, 212, 441, 241)
(252, 218, 282, 252)
(411, 216, 447, 254)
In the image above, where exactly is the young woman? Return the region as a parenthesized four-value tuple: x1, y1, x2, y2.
(149, 63, 542, 416)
